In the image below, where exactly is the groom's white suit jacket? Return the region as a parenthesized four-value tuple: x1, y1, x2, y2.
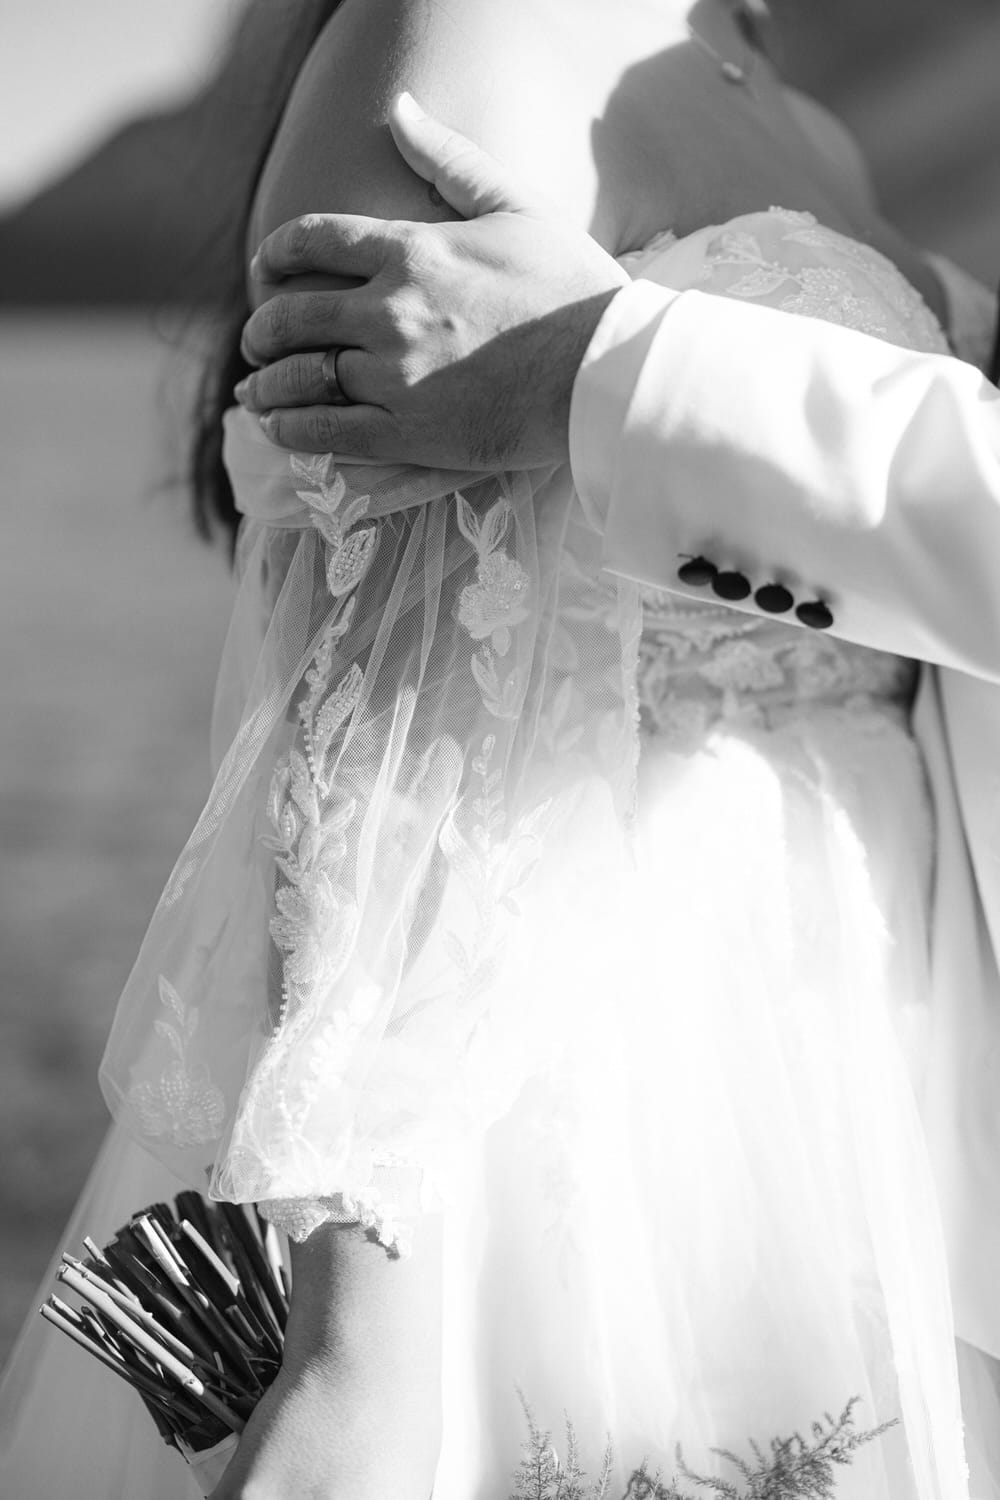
(570, 281, 1000, 1361)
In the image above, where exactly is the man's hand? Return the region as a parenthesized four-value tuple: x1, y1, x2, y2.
(236, 93, 628, 468)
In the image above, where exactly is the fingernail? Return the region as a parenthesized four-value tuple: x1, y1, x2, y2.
(234, 378, 249, 403)
(249, 251, 262, 279)
(395, 91, 425, 121)
(258, 411, 275, 432)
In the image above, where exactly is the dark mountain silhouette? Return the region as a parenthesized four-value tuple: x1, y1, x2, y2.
(0, 0, 996, 306)
(0, 0, 330, 307)
(0, 98, 234, 305)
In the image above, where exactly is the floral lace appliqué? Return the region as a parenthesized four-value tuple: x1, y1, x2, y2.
(699, 208, 950, 355)
(265, 650, 364, 1031)
(260, 455, 376, 1037)
(293, 453, 377, 596)
(217, 456, 411, 1249)
(637, 593, 916, 751)
(128, 976, 225, 1147)
(261, 1178, 412, 1258)
(233, 475, 547, 1256)
(455, 492, 531, 718)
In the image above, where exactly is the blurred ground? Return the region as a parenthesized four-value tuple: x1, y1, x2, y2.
(0, 315, 233, 1361)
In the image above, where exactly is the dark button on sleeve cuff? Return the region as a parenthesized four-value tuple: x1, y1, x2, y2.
(754, 583, 794, 615)
(677, 556, 718, 587)
(711, 570, 752, 601)
(796, 600, 834, 630)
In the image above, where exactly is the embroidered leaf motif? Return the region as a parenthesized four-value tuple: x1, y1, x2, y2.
(712, 229, 765, 262)
(153, 1018, 181, 1056)
(302, 601, 358, 726)
(322, 797, 358, 835)
(469, 654, 522, 720)
(455, 494, 530, 704)
(296, 489, 325, 509)
(288, 453, 377, 600)
(289, 749, 319, 820)
(267, 764, 291, 829)
(479, 498, 513, 557)
(472, 736, 497, 776)
(724, 266, 791, 299)
(297, 824, 321, 872)
(326, 525, 378, 597)
(158, 974, 185, 1022)
(259, 472, 380, 1044)
(514, 797, 553, 841)
(128, 977, 225, 1147)
(280, 803, 302, 847)
(455, 491, 481, 547)
(290, 453, 333, 487)
(314, 663, 364, 753)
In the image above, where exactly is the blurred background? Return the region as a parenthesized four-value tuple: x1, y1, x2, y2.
(1, 0, 999, 1366)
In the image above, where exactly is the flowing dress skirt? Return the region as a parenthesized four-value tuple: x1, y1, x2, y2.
(4, 693, 1000, 1499)
(429, 691, 1000, 1500)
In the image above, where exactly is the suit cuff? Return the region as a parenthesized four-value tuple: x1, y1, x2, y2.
(569, 280, 682, 532)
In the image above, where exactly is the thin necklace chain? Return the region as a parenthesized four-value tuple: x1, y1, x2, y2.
(686, 3, 760, 94)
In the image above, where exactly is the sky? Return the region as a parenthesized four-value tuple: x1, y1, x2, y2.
(1, 0, 240, 208)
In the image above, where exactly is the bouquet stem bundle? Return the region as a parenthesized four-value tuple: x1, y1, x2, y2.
(40, 1193, 290, 1494)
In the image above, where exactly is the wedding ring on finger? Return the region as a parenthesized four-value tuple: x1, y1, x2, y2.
(320, 347, 353, 407)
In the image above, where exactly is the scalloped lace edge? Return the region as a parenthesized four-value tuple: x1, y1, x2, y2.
(258, 1188, 413, 1258)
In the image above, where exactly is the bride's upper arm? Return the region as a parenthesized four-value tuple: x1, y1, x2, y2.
(249, 0, 604, 262)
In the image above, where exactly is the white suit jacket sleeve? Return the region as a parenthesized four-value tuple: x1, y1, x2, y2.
(569, 281, 1000, 682)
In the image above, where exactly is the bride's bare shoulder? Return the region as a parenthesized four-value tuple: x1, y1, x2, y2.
(250, 0, 643, 253)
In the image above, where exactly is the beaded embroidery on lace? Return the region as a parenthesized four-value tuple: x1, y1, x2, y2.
(256, 479, 538, 1252)
(696, 208, 949, 355)
(253, 481, 552, 1252)
(635, 594, 917, 752)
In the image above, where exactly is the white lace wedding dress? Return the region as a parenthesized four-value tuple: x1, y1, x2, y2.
(3, 210, 1000, 1500)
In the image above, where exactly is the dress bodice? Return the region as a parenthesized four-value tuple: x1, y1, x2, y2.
(621, 208, 951, 746)
(635, 590, 917, 748)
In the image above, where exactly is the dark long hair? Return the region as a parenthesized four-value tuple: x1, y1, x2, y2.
(188, 0, 343, 550)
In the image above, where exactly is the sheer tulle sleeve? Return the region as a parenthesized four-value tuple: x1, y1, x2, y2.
(100, 416, 642, 1251)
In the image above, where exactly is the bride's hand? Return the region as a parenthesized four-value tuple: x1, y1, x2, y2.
(208, 1350, 440, 1500)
